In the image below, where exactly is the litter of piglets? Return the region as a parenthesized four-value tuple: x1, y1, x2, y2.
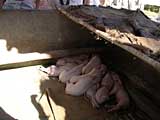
(39, 54, 130, 112)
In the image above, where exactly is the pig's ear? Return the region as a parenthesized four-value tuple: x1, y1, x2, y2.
(56, 59, 66, 66)
(111, 72, 122, 85)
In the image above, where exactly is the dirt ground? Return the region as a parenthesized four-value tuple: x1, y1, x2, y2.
(40, 77, 115, 120)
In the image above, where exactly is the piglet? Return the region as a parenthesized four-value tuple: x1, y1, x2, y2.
(85, 84, 100, 108)
(82, 55, 101, 74)
(59, 61, 87, 83)
(65, 64, 106, 96)
(107, 73, 130, 112)
(47, 63, 77, 77)
(95, 72, 114, 105)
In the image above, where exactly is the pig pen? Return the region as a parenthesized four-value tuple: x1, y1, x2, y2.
(0, 10, 160, 120)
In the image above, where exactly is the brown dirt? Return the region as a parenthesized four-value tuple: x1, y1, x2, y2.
(40, 78, 115, 120)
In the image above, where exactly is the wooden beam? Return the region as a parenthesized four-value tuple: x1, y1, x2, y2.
(0, 47, 107, 70)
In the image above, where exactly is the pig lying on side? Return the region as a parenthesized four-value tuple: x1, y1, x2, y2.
(46, 63, 77, 77)
(85, 72, 114, 108)
(65, 64, 107, 96)
(59, 61, 87, 83)
(95, 72, 114, 106)
(85, 84, 100, 108)
(107, 73, 130, 112)
(82, 55, 101, 74)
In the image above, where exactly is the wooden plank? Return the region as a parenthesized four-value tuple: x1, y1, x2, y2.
(0, 47, 107, 70)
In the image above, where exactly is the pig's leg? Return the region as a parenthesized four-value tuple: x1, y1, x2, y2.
(107, 104, 120, 112)
(91, 97, 100, 108)
(109, 84, 117, 96)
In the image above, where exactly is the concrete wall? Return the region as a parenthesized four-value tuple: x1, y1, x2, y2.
(0, 10, 103, 54)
